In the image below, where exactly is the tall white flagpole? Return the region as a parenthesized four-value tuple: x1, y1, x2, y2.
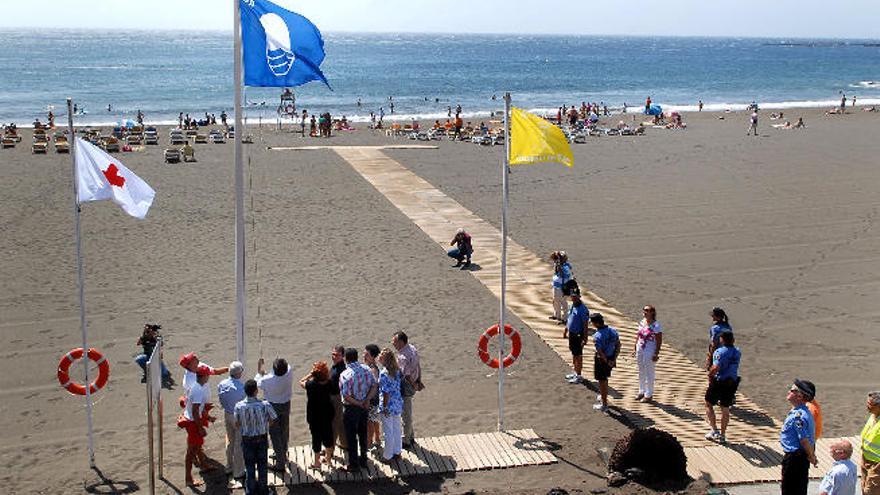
(233, 0, 247, 366)
(498, 92, 511, 431)
(67, 97, 96, 467)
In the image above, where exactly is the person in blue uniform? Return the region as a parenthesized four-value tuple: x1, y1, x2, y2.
(590, 313, 620, 412)
(704, 331, 740, 443)
(781, 379, 818, 495)
(562, 291, 589, 384)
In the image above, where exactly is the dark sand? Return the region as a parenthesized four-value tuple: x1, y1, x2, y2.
(1, 107, 878, 493)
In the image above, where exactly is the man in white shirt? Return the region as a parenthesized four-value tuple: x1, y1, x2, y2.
(819, 439, 858, 495)
(183, 366, 211, 487)
(256, 357, 293, 472)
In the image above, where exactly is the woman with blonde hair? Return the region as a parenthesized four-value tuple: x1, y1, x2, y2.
(378, 348, 404, 461)
(299, 361, 335, 469)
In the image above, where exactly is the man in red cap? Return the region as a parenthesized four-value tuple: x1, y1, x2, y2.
(180, 352, 229, 393)
(184, 365, 212, 487)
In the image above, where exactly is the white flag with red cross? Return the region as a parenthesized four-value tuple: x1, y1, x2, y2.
(74, 138, 155, 219)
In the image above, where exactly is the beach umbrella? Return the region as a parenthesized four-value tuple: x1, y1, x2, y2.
(117, 119, 137, 129)
(647, 104, 663, 116)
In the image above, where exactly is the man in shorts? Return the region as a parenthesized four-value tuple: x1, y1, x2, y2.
(183, 366, 212, 487)
(562, 291, 589, 384)
(704, 331, 741, 443)
(591, 313, 620, 412)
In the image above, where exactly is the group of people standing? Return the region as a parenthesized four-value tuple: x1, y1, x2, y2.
(162, 331, 421, 494)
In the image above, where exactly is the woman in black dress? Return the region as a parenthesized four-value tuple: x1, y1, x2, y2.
(299, 361, 335, 469)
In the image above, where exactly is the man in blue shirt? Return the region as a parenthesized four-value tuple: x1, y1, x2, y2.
(217, 361, 246, 480)
(781, 379, 818, 495)
(704, 331, 740, 444)
(563, 291, 589, 384)
(818, 439, 858, 495)
(590, 313, 620, 412)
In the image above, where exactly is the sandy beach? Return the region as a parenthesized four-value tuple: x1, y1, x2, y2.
(1, 106, 878, 494)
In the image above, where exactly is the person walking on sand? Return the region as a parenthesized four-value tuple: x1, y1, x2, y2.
(781, 379, 818, 495)
(339, 348, 378, 471)
(217, 361, 246, 481)
(818, 439, 858, 495)
(448, 228, 473, 268)
(550, 251, 574, 322)
(235, 379, 277, 495)
(704, 331, 740, 443)
(256, 357, 293, 472)
(563, 290, 589, 384)
(699, 100, 704, 112)
(393, 331, 422, 448)
(634, 305, 663, 402)
(591, 313, 620, 412)
(299, 361, 335, 469)
(378, 348, 404, 461)
(841, 94, 847, 113)
(860, 391, 880, 495)
(706, 307, 733, 369)
(747, 110, 759, 136)
(645, 96, 652, 114)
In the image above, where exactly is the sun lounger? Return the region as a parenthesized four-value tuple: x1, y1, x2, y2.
(32, 141, 48, 154)
(194, 133, 208, 144)
(185, 129, 198, 138)
(126, 134, 143, 145)
(169, 132, 187, 146)
(164, 148, 181, 163)
(54, 133, 70, 153)
(209, 130, 226, 144)
(144, 129, 159, 145)
(102, 137, 121, 153)
(1, 136, 15, 148)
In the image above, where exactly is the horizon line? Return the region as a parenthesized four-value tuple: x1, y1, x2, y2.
(0, 26, 878, 41)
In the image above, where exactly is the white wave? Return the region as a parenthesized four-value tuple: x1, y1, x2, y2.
(849, 81, 880, 89)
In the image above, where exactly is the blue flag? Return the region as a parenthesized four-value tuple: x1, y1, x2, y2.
(240, 0, 330, 88)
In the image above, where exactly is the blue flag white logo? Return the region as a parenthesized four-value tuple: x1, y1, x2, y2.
(240, 0, 330, 88)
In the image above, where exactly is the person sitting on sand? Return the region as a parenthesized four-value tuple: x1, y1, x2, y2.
(794, 117, 806, 128)
(863, 106, 877, 112)
(448, 228, 473, 268)
(433, 120, 441, 130)
(773, 121, 794, 129)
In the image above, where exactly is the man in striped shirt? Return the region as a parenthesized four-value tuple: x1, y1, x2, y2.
(234, 379, 277, 495)
(339, 348, 378, 471)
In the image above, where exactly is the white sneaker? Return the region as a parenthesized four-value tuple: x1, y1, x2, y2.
(597, 394, 603, 402)
(593, 403, 608, 412)
(565, 372, 577, 379)
(567, 375, 583, 384)
(705, 430, 720, 441)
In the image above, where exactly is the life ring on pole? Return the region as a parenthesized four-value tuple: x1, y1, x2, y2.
(283, 104, 295, 116)
(57, 348, 110, 395)
(477, 324, 522, 368)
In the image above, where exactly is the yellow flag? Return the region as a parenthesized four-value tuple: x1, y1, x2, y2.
(509, 107, 573, 167)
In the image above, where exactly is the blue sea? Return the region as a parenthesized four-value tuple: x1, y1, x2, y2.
(1, 29, 879, 126)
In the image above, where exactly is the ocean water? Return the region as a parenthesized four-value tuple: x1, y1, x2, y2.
(0, 29, 879, 126)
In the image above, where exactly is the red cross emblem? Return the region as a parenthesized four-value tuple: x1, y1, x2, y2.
(103, 164, 126, 187)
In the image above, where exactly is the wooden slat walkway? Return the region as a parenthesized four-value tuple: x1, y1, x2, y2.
(332, 146, 780, 449)
(229, 429, 555, 488)
(685, 436, 861, 485)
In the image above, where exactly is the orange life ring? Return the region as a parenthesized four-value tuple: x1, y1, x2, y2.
(57, 348, 110, 395)
(478, 324, 522, 368)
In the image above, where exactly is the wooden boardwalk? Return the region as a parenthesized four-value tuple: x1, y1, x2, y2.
(229, 429, 555, 488)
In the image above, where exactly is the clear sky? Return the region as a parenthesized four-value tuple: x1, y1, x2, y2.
(1, 0, 878, 39)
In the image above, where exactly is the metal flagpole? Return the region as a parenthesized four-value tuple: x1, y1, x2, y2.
(67, 97, 96, 467)
(498, 92, 511, 431)
(233, 0, 247, 366)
